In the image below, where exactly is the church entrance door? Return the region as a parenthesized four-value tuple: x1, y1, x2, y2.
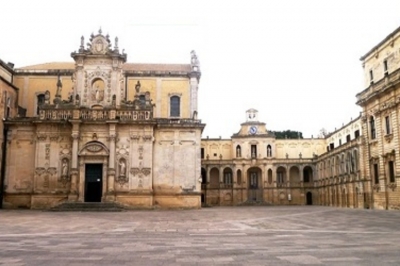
(85, 164, 103, 202)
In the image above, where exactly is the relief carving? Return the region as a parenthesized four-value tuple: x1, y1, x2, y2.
(45, 144, 51, 160)
(86, 144, 102, 152)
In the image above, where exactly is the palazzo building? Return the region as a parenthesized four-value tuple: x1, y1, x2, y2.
(0, 30, 204, 209)
(200, 25, 400, 210)
(200, 109, 366, 208)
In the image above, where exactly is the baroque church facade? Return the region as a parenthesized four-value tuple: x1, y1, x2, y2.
(0, 30, 204, 209)
(1, 26, 400, 210)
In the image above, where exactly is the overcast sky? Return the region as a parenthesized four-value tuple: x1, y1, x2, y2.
(1, 1, 400, 138)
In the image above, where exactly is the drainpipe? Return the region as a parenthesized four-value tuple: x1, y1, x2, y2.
(0, 123, 8, 209)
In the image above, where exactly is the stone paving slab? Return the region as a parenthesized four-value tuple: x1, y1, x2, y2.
(0, 206, 400, 265)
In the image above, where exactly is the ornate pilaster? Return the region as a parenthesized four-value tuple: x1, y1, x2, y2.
(68, 168, 79, 201)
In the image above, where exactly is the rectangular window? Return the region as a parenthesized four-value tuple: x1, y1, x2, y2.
(330, 143, 334, 150)
(370, 117, 376, 139)
(385, 116, 391, 135)
(369, 69, 374, 84)
(339, 139, 342, 146)
(384, 59, 388, 75)
(201, 148, 204, 159)
(170, 96, 180, 117)
(388, 161, 395, 183)
(373, 163, 379, 184)
(346, 134, 351, 143)
(354, 130, 360, 138)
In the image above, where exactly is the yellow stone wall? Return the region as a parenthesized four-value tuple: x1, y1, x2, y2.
(160, 79, 190, 118)
(127, 78, 157, 104)
(362, 29, 400, 88)
(201, 139, 232, 160)
(357, 26, 400, 210)
(13, 75, 73, 117)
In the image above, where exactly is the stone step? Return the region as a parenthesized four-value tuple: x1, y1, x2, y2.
(49, 202, 127, 212)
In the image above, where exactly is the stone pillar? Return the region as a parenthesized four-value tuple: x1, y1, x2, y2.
(189, 72, 200, 118)
(107, 123, 117, 198)
(69, 122, 80, 201)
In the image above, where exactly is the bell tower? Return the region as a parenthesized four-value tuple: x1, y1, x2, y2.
(71, 29, 127, 108)
(246, 108, 259, 122)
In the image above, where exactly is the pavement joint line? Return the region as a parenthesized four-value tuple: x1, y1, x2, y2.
(230, 209, 335, 223)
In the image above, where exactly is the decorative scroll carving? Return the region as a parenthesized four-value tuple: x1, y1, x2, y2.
(86, 144, 102, 152)
(130, 134, 140, 141)
(138, 146, 143, 159)
(45, 144, 51, 160)
(37, 134, 47, 141)
(388, 182, 397, 191)
(130, 167, 151, 176)
(142, 135, 153, 142)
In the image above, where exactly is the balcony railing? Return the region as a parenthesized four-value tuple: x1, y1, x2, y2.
(38, 108, 154, 122)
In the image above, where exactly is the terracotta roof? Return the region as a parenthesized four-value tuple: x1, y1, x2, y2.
(16, 62, 191, 72)
(123, 63, 191, 72)
(17, 62, 75, 70)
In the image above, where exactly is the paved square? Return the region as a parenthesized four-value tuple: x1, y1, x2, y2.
(1, 206, 400, 265)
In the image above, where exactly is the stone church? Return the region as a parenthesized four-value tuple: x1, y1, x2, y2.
(0, 29, 204, 209)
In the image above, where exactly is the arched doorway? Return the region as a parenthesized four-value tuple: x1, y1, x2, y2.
(247, 167, 262, 202)
(209, 168, 219, 188)
(289, 166, 300, 187)
(276, 166, 286, 187)
(306, 192, 313, 205)
(237, 169, 242, 185)
(223, 167, 233, 186)
(303, 166, 313, 183)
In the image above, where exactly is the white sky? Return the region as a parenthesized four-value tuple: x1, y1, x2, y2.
(1, 1, 400, 138)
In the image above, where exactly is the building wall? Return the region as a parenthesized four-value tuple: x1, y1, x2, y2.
(357, 26, 400, 210)
(1, 30, 204, 209)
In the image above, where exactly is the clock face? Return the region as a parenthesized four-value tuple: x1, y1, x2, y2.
(249, 126, 257, 135)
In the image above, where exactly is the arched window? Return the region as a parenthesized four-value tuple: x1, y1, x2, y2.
(224, 168, 233, 184)
(37, 94, 45, 115)
(236, 145, 241, 158)
(237, 169, 242, 185)
(170, 96, 180, 117)
(267, 145, 272, 157)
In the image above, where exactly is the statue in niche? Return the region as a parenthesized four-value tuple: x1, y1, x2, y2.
(92, 79, 105, 102)
(44, 90, 50, 104)
(112, 94, 116, 106)
(135, 81, 141, 94)
(75, 94, 80, 105)
(119, 159, 126, 176)
(62, 159, 69, 176)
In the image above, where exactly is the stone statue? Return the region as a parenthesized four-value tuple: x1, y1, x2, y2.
(44, 90, 50, 104)
(75, 94, 80, 105)
(135, 81, 141, 94)
(119, 160, 126, 176)
(190, 50, 200, 71)
(62, 159, 68, 176)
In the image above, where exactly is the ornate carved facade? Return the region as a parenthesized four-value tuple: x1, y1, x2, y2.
(0, 30, 204, 209)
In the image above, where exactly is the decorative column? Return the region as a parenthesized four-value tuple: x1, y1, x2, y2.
(68, 121, 80, 201)
(106, 123, 117, 201)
